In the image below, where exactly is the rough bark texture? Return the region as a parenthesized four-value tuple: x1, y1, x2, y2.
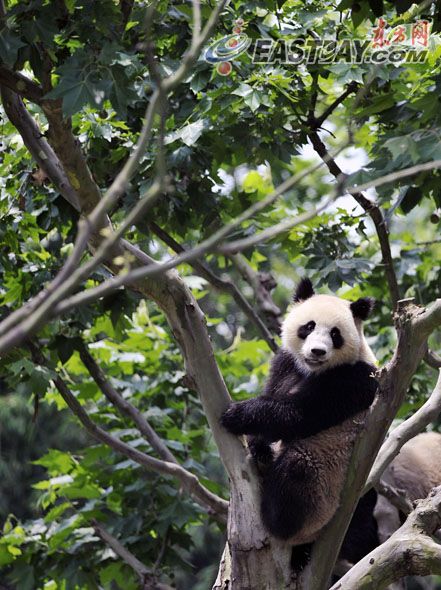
(332, 486, 441, 590)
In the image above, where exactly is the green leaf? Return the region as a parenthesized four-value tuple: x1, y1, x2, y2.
(165, 119, 208, 146)
(383, 136, 419, 163)
(0, 28, 25, 66)
(401, 186, 423, 213)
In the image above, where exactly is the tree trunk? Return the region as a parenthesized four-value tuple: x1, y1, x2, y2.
(213, 472, 296, 589)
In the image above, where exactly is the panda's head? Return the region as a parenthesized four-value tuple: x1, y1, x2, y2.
(281, 278, 376, 374)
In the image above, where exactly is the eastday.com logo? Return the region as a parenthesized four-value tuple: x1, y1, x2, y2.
(204, 18, 434, 74)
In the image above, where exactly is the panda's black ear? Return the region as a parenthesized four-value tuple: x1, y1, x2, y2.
(294, 278, 315, 302)
(350, 297, 375, 321)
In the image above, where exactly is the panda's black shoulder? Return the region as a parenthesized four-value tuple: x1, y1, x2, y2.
(305, 360, 378, 402)
(264, 348, 304, 398)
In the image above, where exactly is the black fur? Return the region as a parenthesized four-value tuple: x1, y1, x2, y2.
(260, 443, 315, 540)
(297, 321, 315, 340)
(330, 326, 344, 349)
(340, 488, 379, 565)
(291, 543, 312, 571)
(350, 297, 375, 321)
(247, 435, 274, 472)
(220, 353, 377, 442)
(294, 278, 314, 302)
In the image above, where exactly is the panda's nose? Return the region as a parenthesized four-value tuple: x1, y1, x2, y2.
(311, 348, 326, 357)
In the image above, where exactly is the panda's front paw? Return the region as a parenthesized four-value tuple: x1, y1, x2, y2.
(220, 401, 251, 435)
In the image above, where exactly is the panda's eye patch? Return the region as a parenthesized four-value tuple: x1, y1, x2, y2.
(297, 321, 316, 339)
(330, 327, 344, 349)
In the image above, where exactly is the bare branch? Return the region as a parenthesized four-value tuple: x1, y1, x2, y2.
(217, 197, 335, 254)
(331, 486, 441, 590)
(37, 152, 441, 324)
(310, 81, 359, 130)
(191, 0, 202, 41)
(346, 158, 441, 194)
(78, 344, 177, 463)
(366, 370, 441, 491)
(110, 242, 248, 481)
(308, 130, 400, 309)
(51, 152, 348, 317)
(413, 298, 441, 337)
(92, 521, 174, 590)
(56, 144, 441, 321)
(0, 66, 44, 103)
(228, 253, 282, 335)
(119, 0, 135, 34)
(425, 349, 441, 369)
(0, 88, 79, 210)
(149, 223, 279, 351)
(28, 343, 228, 521)
(376, 480, 413, 516)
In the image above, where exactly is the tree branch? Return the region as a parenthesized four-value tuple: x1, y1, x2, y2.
(331, 486, 441, 590)
(308, 130, 400, 309)
(0, 65, 44, 103)
(148, 222, 279, 351)
(228, 253, 282, 335)
(28, 343, 228, 521)
(54, 145, 441, 320)
(376, 480, 413, 516)
(0, 87, 80, 210)
(425, 349, 441, 369)
(217, 197, 335, 254)
(366, 370, 441, 491)
(78, 343, 177, 463)
(310, 81, 359, 130)
(92, 521, 174, 590)
(0, 0, 229, 352)
(0, 0, 249, 489)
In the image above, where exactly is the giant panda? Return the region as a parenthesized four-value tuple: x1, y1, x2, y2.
(373, 432, 441, 545)
(338, 432, 441, 575)
(221, 278, 378, 554)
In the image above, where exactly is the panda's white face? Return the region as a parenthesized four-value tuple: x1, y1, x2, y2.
(281, 294, 374, 374)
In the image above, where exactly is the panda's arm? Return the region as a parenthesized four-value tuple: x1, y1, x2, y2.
(263, 348, 303, 397)
(221, 361, 377, 440)
(291, 361, 377, 439)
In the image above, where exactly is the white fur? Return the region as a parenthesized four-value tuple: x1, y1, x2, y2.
(281, 294, 376, 374)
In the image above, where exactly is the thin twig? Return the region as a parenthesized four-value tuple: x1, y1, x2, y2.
(376, 479, 413, 516)
(228, 253, 282, 335)
(78, 344, 177, 463)
(93, 521, 174, 590)
(311, 81, 359, 130)
(191, 0, 202, 42)
(27, 343, 228, 520)
(308, 131, 400, 309)
(366, 370, 441, 491)
(217, 197, 335, 254)
(149, 223, 279, 351)
(425, 349, 441, 369)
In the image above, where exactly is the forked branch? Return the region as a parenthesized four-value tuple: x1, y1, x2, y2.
(331, 486, 441, 590)
(28, 343, 228, 520)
